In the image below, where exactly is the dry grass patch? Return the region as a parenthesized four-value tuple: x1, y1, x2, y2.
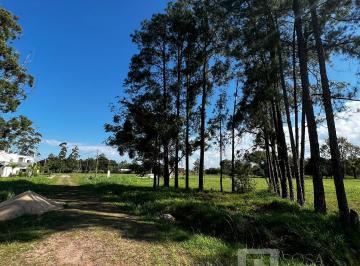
(19, 227, 191, 266)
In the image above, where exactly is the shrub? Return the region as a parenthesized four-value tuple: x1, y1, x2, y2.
(234, 174, 255, 193)
(0, 191, 15, 202)
(205, 168, 220, 175)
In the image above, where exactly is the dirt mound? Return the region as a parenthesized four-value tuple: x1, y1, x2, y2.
(0, 191, 63, 221)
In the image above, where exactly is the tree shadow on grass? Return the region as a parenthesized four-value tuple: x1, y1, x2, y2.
(0, 179, 359, 265)
(0, 180, 190, 245)
(83, 182, 360, 265)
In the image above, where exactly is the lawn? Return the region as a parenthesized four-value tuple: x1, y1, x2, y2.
(79, 173, 360, 213)
(0, 174, 359, 265)
(176, 175, 360, 213)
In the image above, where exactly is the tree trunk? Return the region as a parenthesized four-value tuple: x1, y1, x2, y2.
(265, 132, 276, 192)
(220, 160, 223, 192)
(185, 97, 190, 189)
(309, 0, 350, 221)
(153, 139, 159, 189)
(220, 119, 223, 192)
(271, 101, 288, 198)
(184, 52, 192, 190)
(272, 12, 300, 201)
(352, 167, 357, 179)
(161, 40, 170, 188)
(268, 46, 289, 199)
(270, 141, 281, 195)
(231, 124, 235, 192)
(299, 98, 306, 201)
(276, 101, 294, 200)
(163, 144, 170, 187)
(174, 141, 179, 188)
(174, 48, 182, 189)
(277, 41, 304, 204)
(293, 21, 306, 202)
(185, 80, 190, 189)
(293, 0, 326, 213)
(153, 167, 157, 189)
(199, 58, 207, 191)
(231, 80, 239, 193)
(293, 24, 299, 156)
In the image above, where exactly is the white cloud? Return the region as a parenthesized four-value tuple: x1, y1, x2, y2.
(42, 139, 121, 159)
(180, 131, 255, 169)
(42, 139, 63, 146)
(283, 101, 360, 158)
(318, 101, 360, 146)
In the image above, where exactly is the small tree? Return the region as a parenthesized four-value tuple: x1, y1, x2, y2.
(27, 163, 40, 177)
(68, 145, 80, 172)
(0, 116, 41, 155)
(233, 163, 255, 194)
(58, 142, 67, 173)
(9, 162, 18, 176)
(193, 158, 200, 174)
(208, 89, 229, 192)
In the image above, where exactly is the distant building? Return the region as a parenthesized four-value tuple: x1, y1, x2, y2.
(119, 168, 132, 174)
(249, 162, 260, 168)
(0, 151, 34, 177)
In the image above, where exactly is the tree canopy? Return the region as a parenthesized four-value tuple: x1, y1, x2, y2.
(0, 7, 40, 156)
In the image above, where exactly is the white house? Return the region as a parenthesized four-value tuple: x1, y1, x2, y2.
(119, 169, 132, 173)
(0, 151, 34, 177)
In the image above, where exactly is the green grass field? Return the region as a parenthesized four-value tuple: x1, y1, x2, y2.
(78, 173, 360, 213)
(177, 175, 360, 213)
(0, 174, 359, 265)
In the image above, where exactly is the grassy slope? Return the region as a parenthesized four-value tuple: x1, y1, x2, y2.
(0, 174, 359, 265)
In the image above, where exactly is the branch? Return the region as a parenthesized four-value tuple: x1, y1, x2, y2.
(330, 16, 360, 23)
(312, 94, 360, 102)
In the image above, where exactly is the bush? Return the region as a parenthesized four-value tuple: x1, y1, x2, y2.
(205, 168, 220, 175)
(18, 172, 27, 177)
(0, 191, 15, 202)
(234, 174, 255, 193)
(232, 162, 255, 193)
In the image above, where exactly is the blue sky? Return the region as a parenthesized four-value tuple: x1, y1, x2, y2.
(2, 0, 171, 160)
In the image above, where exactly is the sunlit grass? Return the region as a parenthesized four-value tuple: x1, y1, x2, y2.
(0, 173, 359, 265)
(73, 173, 360, 265)
(74, 173, 360, 213)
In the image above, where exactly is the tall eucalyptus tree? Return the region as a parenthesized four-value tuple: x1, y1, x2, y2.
(191, 0, 230, 190)
(292, 0, 327, 213)
(308, 0, 360, 223)
(208, 89, 229, 191)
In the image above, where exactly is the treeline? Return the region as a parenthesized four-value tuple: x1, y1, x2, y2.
(38, 153, 122, 174)
(319, 137, 360, 179)
(106, 0, 359, 226)
(38, 143, 135, 174)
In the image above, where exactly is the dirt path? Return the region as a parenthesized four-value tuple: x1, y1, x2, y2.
(13, 175, 191, 266)
(54, 174, 77, 186)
